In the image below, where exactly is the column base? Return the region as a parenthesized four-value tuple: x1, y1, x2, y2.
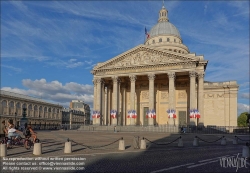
(148, 118, 154, 126)
(112, 118, 117, 125)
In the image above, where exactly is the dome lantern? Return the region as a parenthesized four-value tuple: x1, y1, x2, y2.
(158, 5, 169, 22)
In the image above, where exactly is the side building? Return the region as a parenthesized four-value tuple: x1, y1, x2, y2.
(0, 90, 63, 130)
(62, 108, 85, 128)
(69, 100, 91, 124)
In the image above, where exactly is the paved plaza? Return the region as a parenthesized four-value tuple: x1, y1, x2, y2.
(1, 130, 249, 172)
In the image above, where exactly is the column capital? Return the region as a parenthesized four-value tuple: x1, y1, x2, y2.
(129, 75, 137, 82)
(189, 71, 197, 78)
(167, 72, 175, 79)
(197, 72, 205, 79)
(148, 73, 155, 81)
(112, 76, 120, 83)
(94, 78, 103, 84)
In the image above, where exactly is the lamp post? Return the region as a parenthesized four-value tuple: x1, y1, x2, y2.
(15, 112, 17, 129)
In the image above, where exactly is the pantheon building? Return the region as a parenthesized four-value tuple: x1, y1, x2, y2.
(92, 5, 238, 127)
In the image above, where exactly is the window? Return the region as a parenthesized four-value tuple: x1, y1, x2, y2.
(159, 38, 162, 42)
(174, 39, 176, 42)
(152, 40, 155, 44)
(167, 38, 170, 42)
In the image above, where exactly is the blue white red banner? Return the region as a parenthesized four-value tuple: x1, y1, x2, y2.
(92, 110, 100, 118)
(127, 110, 137, 119)
(189, 109, 200, 119)
(146, 109, 156, 119)
(167, 109, 176, 118)
(110, 110, 117, 119)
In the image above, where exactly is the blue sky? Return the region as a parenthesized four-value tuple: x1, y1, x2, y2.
(1, 0, 249, 115)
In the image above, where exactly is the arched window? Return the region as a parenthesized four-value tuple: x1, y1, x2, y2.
(2, 100, 7, 107)
(34, 105, 38, 110)
(159, 38, 162, 42)
(167, 38, 170, 42)
(28, 104, 32, 110)
(16, 102, 21, 108)
(22, 103, 27, 108)
(9, 101, 14, 108)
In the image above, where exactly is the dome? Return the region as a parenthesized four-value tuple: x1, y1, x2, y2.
(149, 21, 181, 38)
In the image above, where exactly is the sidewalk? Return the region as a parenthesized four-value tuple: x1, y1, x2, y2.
(2, 130, 249, 158)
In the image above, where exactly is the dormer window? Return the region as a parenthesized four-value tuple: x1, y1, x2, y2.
(159, 38, 162, 42)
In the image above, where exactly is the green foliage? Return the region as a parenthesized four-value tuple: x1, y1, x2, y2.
(237, 112, 248, 127)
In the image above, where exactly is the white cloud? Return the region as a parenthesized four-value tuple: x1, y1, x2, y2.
(0, 79, 95, 108)
(237, 103, 250, 115)
(240, 93, 250, 99)
(1, 65, 22, 73)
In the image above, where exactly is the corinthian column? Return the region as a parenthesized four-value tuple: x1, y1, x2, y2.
(104, 86, 108, 126)
(168, 72, 176, 126)
(93, 79, 97, 125)
(96, 78, 103, 125)
(129, 75, 136, 125)
(112, 76, 119, 125)
(148, 73, 155, 126)
(189, 71, 197, 125)
(198, 72, 205, 125)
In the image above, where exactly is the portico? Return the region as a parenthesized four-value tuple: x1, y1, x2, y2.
(91, 5, 238, 127)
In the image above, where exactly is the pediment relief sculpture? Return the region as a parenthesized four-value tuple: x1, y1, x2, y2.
(94, 45, 202, 70)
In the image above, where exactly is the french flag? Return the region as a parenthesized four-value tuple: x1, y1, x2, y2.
(145, 27, 150, 39)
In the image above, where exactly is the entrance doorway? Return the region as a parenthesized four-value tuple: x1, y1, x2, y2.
(179, 111, 186, 126)
(143, 107, 149, 126)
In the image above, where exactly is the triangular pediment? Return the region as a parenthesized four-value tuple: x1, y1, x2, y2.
(93, 44, 203, 70)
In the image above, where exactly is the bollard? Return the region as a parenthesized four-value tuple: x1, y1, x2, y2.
(233, 136, 238, 145)
(221, 136, 227, 146)
(118, 137, 125, 150)
(64, 141, 72, 153)
(178, 136, 183, 147)
(33, 143, 42, 155)
(0, 144, 7, 157)
(242, 143, 249, 158)
(140, 137, 146, 149)
(193, 136, 199, 147)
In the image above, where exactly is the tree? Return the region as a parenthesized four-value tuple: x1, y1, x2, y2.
(237, 112, 248, 127)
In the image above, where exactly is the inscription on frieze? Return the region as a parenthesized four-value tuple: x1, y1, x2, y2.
(217, 94, 224, 98)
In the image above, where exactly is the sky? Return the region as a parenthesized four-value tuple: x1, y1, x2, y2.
(1, 0, 249, 116)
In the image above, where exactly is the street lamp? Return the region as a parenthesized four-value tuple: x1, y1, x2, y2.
(15, 112, 17, 129)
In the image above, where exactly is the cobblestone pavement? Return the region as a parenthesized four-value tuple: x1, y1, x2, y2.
(1, 130, 249, 173)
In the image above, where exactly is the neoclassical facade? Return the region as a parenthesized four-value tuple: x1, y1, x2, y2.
(0, 90, 63, 130)
(91, 6, 238, 127)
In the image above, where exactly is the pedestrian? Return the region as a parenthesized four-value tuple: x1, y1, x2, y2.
(2, 120, 7, 137)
